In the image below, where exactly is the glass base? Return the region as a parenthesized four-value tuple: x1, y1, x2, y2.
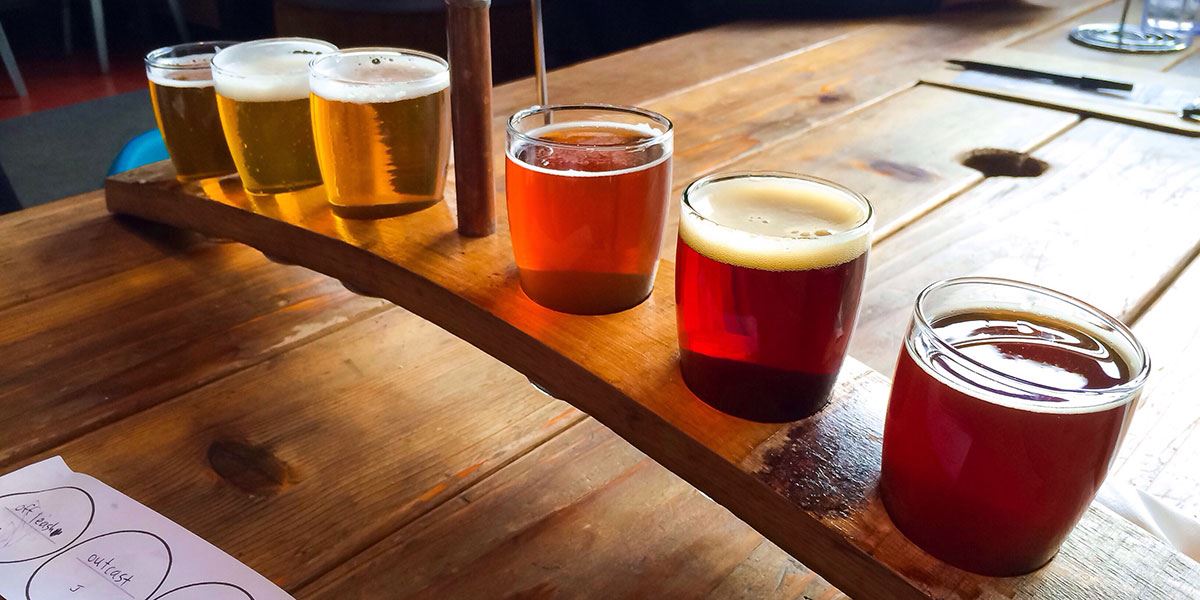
(1068, 23, 1188, 53)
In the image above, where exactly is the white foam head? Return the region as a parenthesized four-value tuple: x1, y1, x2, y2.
(310, 49, 449, 104)
(506, 121, 672, 178)
(212, 38, 336, 102)
(679, 173, 873, 271)
(147, 56, 217, 88)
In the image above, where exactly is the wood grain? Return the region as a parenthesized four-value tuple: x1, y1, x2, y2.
(14, 307, 583, 591)
(648, 5, 1103, 181)
(1009, 0, 1200, 71)
(300, 418, 846, 600)
(921, 49, 1200, 136)
(852, 117, 1200, 376)
(0, 192, 207, 311)
(0, 186, 393, 467)
(1112, 254, 1200, 520)
(104, 147, 1200, 599)
(668, 84, 1078, 252)
(1166, 51, 1200, 77)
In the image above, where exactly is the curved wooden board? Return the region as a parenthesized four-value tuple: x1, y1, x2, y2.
(104, 165, 1200, 599)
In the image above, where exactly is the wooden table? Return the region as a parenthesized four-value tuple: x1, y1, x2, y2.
(4, 1, 1200, 597)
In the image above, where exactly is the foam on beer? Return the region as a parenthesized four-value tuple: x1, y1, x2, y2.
(146, 55, 219, 88)
(508, 121, 671, 178)
(680, 175, 871, 271)
(212, 39, 335, 102)
(310, 53, 449, 104)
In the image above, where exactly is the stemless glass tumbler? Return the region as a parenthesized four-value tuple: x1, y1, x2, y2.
(309, 48, 452, 218)
(881, 277, 1149, 576)
(145, 41, 238, 182)
(675, 172, 874, 422)
(211, 37, 336, 196)
(505, 104, 673, 315)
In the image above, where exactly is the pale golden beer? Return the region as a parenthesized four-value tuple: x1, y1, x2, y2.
(145, 42, 237, 182)
(211, 38, 336, 195)
(309, 48, 451, 218)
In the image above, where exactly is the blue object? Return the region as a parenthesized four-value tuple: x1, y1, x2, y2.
(108, 129, 170, 176)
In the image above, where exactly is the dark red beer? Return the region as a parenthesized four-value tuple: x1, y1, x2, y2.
(675, 173, 873, 422)
(880, 279, 1148, 576)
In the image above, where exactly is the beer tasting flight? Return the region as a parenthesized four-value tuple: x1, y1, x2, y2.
(145, 38, 1152, 578)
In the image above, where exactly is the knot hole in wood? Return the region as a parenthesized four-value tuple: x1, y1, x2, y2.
(959, 148, 1049, 178)
(208, 439, 298, 497)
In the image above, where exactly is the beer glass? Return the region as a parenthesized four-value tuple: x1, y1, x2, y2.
(506, 104, 673, 315)
(309, 48, 451, 218)
(675, 172, 873, 422)
(880, 277, 1149, 576)
(145, 41, 238, 182)
(211, 37, 336, 195)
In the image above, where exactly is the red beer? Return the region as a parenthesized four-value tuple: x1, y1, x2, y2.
(675, 173, 873, 422)
(881, 278, 1148, 576)
(506, 104, 673, 315)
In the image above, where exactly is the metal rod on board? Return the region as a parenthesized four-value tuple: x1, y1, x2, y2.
(531, 0, 549, 106)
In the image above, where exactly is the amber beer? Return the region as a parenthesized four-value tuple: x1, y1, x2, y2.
(506, 104, 673, 314)
(212, 38, 336, 195)
(310, 48, 451, 218)
(881, 278, 1148, 576)
(675, 173, 873, 422)
(145, 42, 237, 182)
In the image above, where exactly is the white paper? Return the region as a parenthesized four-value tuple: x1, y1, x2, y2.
(1097, 480, 1200, 562)
(0, 457, 293, 600)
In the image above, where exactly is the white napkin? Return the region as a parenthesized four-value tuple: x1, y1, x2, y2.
(1097, 480, 1200, 562)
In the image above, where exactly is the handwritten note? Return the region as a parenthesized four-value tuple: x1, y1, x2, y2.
(0, 457, 293, 600)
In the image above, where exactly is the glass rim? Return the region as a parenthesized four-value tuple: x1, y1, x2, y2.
(210, 37, 337, 78)
(308, 47, 448, 86)
(507, 103, 673, 152)
(145, 40, 241, 69)
(681, 171, 875, 243)
(911, 276, 1150, 413)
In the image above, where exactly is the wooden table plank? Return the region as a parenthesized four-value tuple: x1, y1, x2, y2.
(0, 192, 208, 311)
(1009, 0, 1200, 71)
(491, 21, 857, 119)
(0, 194, 391, 467)
(668, 84, 1077, 251)
(1166, 51, 1200, 77)
(650, 5, 1099, 182)
(1112, 254, 1200, 520)
(299, 418, 846, 600)
(12, 308, 582, 591)
(852, 117, 1200, 375)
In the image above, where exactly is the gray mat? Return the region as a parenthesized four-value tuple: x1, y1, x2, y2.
(0, 91, 156, 208)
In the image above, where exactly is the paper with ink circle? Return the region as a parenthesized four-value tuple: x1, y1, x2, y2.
(26, 530, 172, 600)
(0, 487, 95, 563)
(154, 582, 254, 600)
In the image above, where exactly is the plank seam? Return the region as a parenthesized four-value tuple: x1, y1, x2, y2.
(0, 303, 397, 470)
(1124, 230, 1200, 326)
(291, 412, 593, 596)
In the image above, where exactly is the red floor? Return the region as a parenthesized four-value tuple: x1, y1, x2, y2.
(0, 50, 147, 120)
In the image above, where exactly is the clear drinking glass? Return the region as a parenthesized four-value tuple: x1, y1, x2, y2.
(505, 104, 673, 315)
(880, 277, 1149, 576)
(309, 48, 452, 218)
(211, 37, 337, 196)
(1144, 0, 1199, 39)
(675, 172, 873, 421)
(145, 41, 239, 182)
